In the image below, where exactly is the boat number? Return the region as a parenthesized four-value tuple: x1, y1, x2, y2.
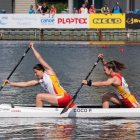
(74, 108, 92, 113)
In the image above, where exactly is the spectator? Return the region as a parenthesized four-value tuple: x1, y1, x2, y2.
(50, 4, 57, 16)
(112, 2, 122, 14)
(41, 1, 49, 15)
(72, 7, 78, 14)
(35, 3, 42, 14)
(29, 5, 35, 14)
(101, 4, 110, 14)
(89, 5, 96, 14)
(85, 2, 90, 10)
(79, 4, 88, 14)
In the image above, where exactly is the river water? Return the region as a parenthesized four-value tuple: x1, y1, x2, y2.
(0, 41, 140, 139)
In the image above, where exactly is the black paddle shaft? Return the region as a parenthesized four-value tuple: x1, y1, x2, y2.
(73, 58, 100, 100)
(0, 47, 30, 91)
(60, 58, 100, 114)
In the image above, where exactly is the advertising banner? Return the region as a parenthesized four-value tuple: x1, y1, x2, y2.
(0, 14, 89, 29)
(56, 14, 89, 28)
(126, 14, 140, 29)
(89, 14, 126, 29)
(0, 14, 39, 28)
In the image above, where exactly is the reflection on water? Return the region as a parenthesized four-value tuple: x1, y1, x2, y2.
(0, 118, 140, 139)
(0, 41, 140, 139)
(34, 121, 75, 140)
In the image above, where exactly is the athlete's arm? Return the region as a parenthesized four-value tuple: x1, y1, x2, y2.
(4, 79, 39, 87)
(82, 78, 115, 87)
(92, 78, 115, 86)
(29, 43, 55, 75)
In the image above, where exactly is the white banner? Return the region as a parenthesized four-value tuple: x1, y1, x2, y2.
(0, 14, 89, 28)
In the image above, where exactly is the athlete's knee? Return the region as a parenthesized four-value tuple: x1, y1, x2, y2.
(36, 94, 42, 100)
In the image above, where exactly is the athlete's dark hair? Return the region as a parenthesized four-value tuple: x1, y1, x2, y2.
(104, 60, 127, 72)
(33, 64, 45, 71)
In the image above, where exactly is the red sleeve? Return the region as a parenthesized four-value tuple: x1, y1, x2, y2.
(94, 8, 97, 12)
(55, 8, 57, 13)
(79, 8, 81, 13)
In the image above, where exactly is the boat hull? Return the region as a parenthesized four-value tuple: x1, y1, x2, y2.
(0, 104, 140, 118)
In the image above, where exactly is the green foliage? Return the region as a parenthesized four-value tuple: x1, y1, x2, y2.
(54, 3, 67, 13)
(37, 1, 67, 13)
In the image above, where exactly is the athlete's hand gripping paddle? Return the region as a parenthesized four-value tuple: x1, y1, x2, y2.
(60, 58, 100, 114)
(0, 46, 30, 91)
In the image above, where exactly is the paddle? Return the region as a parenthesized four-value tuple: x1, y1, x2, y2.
(0, 47, 30, 91)
(60, 58, 100, 114)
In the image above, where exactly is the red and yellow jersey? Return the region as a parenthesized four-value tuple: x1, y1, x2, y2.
(50, 8, 56, 14)
(112, 72, 139, 108)
(89, 8, 96, 13)
(39, 72, 66, 97)
(112, 72, 131, 99)
(39, 72, 75, 107)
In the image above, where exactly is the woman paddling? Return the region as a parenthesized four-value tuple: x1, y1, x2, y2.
(4, 43, 76, 108)
(82, 54, 140, 108)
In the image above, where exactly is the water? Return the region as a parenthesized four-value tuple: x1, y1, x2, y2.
(0, 41, 140, 139)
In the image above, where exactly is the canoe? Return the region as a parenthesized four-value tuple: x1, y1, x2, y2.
(0, 104, 140, 118)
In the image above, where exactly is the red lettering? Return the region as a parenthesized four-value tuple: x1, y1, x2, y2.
(71, 18, 74, 23)
(66, 18, 70, 24)
(62, 18, 65, 24)
(75, 18, 78, 24)
(58, 18, 62, 24)
(79, 18, 82, 24)
(83, 18, 87, 24)
(58, 18, 87, 24)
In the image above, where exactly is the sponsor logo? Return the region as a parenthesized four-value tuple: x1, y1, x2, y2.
(0, 16, 8, 25)
(40, 17, 55, 25)
(93, 18, 122, 24)
(58, 18, 87, 24)
(126, 18, 140, 24)
(74, 108, 92, 112)
(3, 108, 10, 112)
(11, 110, 21, 112)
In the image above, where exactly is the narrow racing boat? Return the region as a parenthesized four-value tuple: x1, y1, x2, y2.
(0, 104, 140, 118)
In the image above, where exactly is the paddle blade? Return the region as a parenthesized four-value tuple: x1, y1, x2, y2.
(60, 98, 74, 114)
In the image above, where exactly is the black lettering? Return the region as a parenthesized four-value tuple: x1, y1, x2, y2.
(89, 109, 92, 112)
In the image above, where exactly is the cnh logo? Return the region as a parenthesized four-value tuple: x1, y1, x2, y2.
(93, 18, 122, 24)
(126, 18, 140, 24)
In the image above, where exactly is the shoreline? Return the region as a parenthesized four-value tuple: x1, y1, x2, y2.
(0, 40, 140, 45)
(0, 29, 139, 42)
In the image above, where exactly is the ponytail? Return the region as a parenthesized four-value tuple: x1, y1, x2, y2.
(104, 60, 127, 72)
